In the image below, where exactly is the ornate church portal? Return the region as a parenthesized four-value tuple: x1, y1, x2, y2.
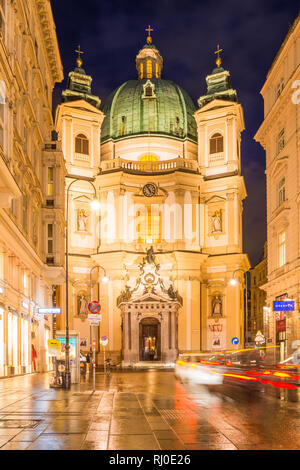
(117, 248, 182, 364)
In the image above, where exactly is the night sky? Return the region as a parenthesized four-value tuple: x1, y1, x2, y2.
(51, 0, 299, 267)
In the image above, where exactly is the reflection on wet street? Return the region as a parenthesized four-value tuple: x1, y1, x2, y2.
(0, 370, 299, 450)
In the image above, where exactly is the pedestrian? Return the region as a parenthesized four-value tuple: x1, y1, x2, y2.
(86, 351, 90, 373)
(31, 344, 37, 372)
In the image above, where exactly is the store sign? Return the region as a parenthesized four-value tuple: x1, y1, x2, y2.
(47, 339, 61, 356)
(38, 307, 61, 315)
(273, 300, 294, 311)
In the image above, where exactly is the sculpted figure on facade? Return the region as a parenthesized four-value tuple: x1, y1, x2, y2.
(78, 209, 88, 232)
(212, 294, 222, 317)
(78, 294, 88, 316)
(212, 210, 222, 233)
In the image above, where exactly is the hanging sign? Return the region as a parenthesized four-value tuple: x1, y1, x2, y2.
(38, 307, 61, 315)
(273, 300, 294, 311)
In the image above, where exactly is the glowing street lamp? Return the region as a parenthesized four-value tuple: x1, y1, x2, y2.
(64, 177, 100, 390)
(230, 269, 249, 346)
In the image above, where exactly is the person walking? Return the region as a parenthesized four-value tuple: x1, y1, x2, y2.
(31, 344, 37, 372)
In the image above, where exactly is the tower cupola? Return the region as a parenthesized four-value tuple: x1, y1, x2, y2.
(135, 26, 163, 79)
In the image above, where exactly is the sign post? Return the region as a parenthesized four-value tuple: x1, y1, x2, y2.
(88, 301, 101, 392)
(100, 335, 109, 373)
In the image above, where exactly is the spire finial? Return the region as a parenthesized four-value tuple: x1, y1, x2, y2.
(214, 44, 223, 68)
(75, 45, 84, 68)
(145, 25, 154, 44)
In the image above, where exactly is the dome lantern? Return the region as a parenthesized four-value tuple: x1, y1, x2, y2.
(136, 26, 163, 79)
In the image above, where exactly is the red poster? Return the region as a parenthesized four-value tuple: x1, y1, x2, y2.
(276, 319, 286, 332)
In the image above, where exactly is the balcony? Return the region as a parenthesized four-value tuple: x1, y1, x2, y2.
(100, 157, 199, 175)
(0, 145, 22, 207)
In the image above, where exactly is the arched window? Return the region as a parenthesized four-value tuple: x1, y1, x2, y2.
(155, 63, 159, 78)
(75, 134, 89, 155)
(209, 133, 223, 154)
(140, 63, 143, 79)
(146, 60, 152, 79)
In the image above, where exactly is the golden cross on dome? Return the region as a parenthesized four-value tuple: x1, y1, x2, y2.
(145, 25, 153, 44)
(214, 44, 223, 68)
(75, 45, 84, 68)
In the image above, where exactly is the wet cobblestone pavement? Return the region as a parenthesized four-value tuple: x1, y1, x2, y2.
(0, 370, 299, 450)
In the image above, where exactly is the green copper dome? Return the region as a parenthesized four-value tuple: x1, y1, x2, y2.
(101, 78, 197, 144)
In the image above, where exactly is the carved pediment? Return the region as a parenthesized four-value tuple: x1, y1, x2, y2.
(117, 247, 183, 306)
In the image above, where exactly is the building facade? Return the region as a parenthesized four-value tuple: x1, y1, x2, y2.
(255, 13, 300, 361)
(0, 0, 65, 376)
(249, 242, 267, 341)
(55, 34, 250, 366)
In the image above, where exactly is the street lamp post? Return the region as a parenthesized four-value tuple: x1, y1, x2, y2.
(230, 269, 249, 347)
(89, 264, 108, 392)
(64, 177, 99, 390)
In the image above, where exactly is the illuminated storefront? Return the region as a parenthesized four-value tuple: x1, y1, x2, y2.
(0, 306, 4, 377)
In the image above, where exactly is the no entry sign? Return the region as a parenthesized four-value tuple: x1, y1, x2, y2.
(88, 301, 101, 314)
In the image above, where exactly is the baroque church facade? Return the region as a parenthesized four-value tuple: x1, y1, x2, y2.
(55, 33, 250, 365)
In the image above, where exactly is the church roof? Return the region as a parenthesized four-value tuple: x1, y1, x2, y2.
(101, 78, 197, 144)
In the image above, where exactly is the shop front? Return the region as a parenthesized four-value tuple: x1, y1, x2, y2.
(0, 305, 4, 377)
(7, 308, 19, 375)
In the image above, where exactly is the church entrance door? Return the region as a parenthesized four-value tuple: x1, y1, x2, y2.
(139, 317, 161, 361)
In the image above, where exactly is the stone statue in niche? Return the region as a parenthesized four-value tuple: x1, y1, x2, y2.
(78, 209, 88, 232)
(78, 294, 88, 316)
(212, 210, 222, 233)
(212, 294, 222, 317)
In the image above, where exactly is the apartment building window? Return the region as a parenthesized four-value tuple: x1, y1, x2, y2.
(22, 195, 28, 232)
(278, 231, 286, 267)
(276, 129, 285, 154)
(0, 0, 5, 38)
(275, 78, 284, 100)
(47, 167, 54, 196)
(277, 177, 286, 207)
(47, 224, 54, 254)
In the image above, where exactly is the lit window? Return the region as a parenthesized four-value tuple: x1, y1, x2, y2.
(47, 223, 54, 254)
(155, 63, 159, 78)
(140, 63, 143, 79)
(146, 60, 152, 79)
(75, 134, 89, 155)
(277, 177, 286, 207)
(137, 206, 161, 244)
(277, 129, 285, 154)
(47, 167, 54, 196)
(209, 133, 223, 154)
(139, 154, 158, 162)
(278, 231, 286, 267)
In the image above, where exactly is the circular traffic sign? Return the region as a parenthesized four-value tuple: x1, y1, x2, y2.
(88, 301, 101, 314)
(231, 337, 239, 345)
(101, 335, 107, 341)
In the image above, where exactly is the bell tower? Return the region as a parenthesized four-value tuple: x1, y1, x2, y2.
(55, 47, 104, 177)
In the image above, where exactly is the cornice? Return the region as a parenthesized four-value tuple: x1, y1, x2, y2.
(35, 0, 63, 85)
